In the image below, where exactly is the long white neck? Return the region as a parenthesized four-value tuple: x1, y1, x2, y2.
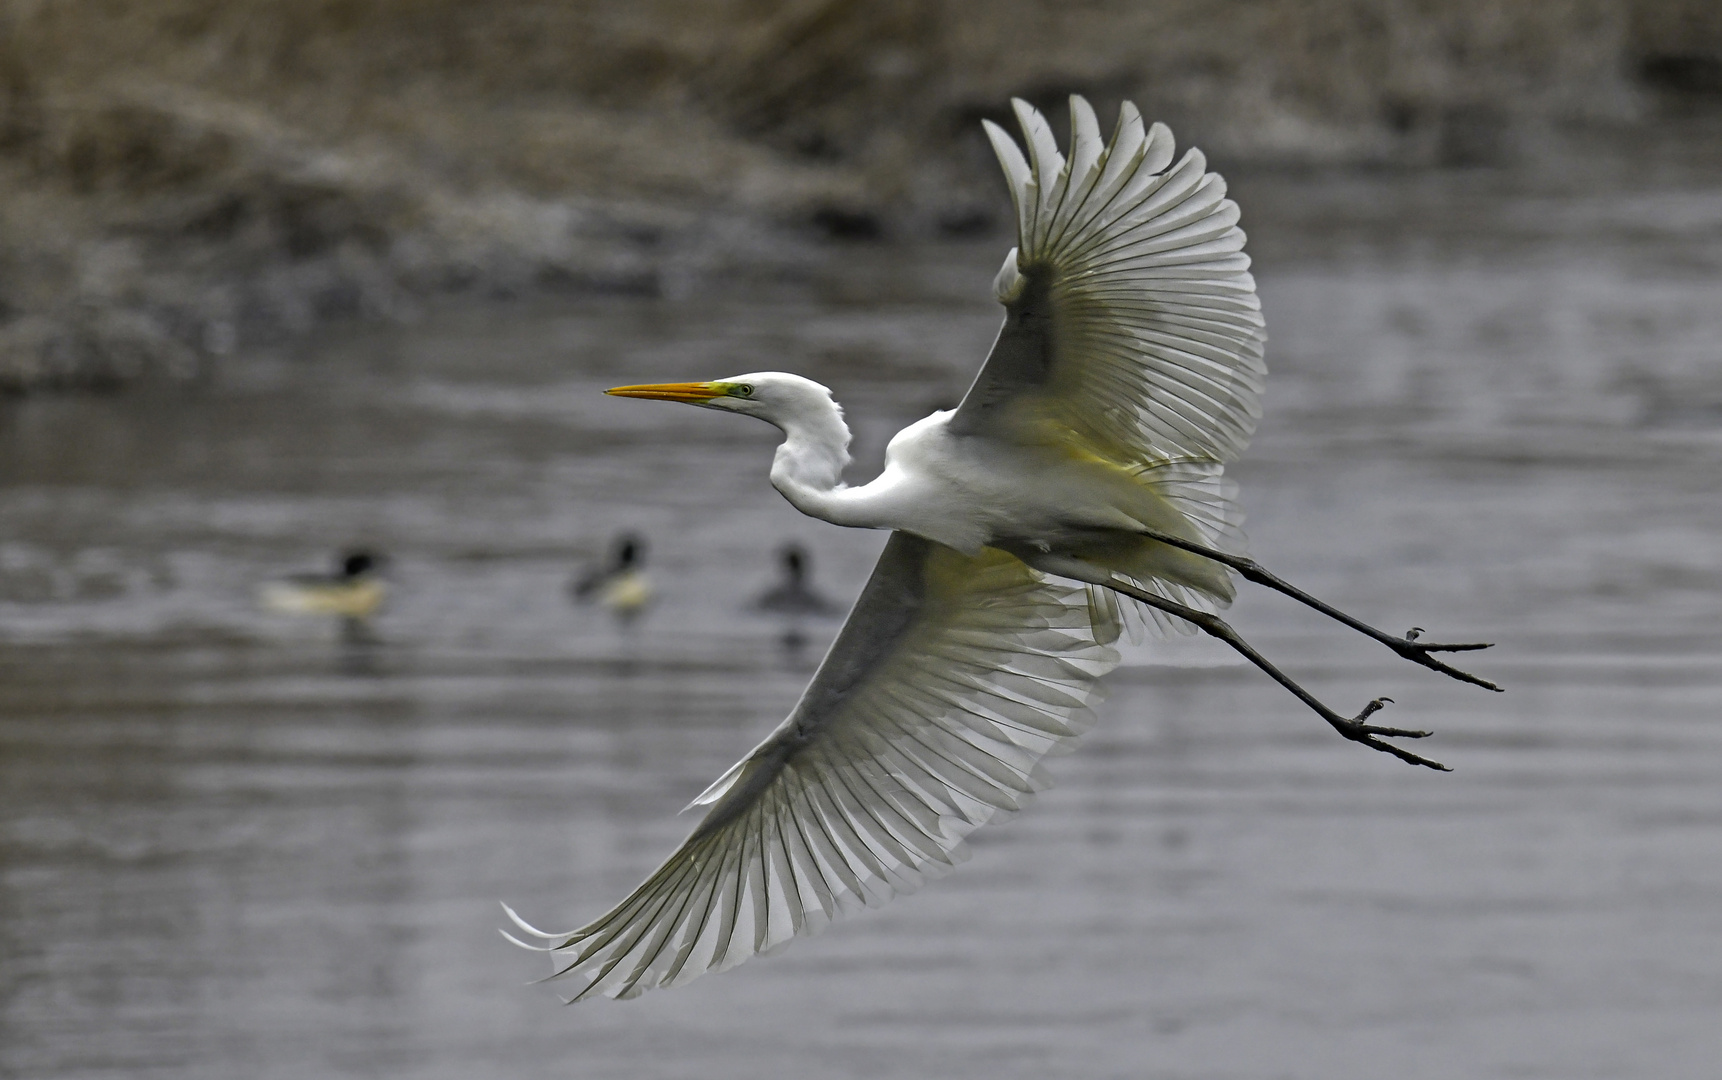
(718, 371, 904, 530)
(767, 397, 857, 522)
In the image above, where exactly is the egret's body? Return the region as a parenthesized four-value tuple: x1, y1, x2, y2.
(747, 384, 1233, 603)
(506, 97, 1497, 1002)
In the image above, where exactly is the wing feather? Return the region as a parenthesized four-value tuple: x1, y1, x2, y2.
(982, 120, 1033, 230)
(1013, 98, 1066, 246)
(506, 534, 1118, 1000)
(952, 97, 1266, 466)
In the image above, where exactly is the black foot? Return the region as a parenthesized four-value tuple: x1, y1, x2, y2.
(1388, 628, 1501, 692)
(1077, 568, 1460, 773)
(1326, 696, 1450, 771)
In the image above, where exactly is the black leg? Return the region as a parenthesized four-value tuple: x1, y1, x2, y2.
(1101, 577, 1450, 771)
(1137, 527, 1500, 692)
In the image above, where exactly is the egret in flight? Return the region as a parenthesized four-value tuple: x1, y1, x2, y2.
(505, 97, 1497, 1001)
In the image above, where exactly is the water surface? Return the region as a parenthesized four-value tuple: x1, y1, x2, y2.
(3, 148, 1722, 1079)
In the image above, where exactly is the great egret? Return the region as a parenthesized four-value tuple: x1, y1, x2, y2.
(260, 551, 386, 619)
(571, 532, 653, 623)
(504, 96, 1497, 1001)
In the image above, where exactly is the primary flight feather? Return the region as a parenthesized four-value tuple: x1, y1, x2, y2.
(505, 97, 1497, 1002)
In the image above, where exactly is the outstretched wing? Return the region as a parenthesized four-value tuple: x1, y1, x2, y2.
(504, 534, 1119, 1001)
(950, 96, 1266, 467)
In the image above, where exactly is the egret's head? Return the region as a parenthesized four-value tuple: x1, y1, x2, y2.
(606, 372, 839, 428)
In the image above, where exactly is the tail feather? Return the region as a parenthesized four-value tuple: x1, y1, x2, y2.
(1108, 457, 1249, 643)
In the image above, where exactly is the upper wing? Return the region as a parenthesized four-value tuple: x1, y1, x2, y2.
(949, 96, 1267, 466)
(503, 533, 1120, 1001)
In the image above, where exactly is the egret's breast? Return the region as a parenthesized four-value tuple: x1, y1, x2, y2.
(837, 412, 1153, 553)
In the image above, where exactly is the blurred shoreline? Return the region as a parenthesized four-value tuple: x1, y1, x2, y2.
(1, 0, 1719, 391)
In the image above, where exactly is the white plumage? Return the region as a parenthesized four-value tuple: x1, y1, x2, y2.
(505, 96, 1496, 1002)
(977, 97, 1265, 467)
(507, 538, 1115, 1000)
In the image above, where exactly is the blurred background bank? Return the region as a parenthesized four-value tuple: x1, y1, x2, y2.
(1, 0, 1721, 387)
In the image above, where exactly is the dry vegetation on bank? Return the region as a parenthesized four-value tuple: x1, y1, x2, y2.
(0, 0, 1718, 389)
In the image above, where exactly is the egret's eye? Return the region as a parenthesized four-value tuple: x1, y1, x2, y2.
(733, 384, 754, 398)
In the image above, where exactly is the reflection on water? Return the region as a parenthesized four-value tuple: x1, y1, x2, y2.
(3, 146, 1722, 1079)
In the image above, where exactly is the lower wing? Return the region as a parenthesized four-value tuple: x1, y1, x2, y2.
(504, 533, 1120, 1000)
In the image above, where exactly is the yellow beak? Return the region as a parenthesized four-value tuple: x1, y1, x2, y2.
(605, 381, 723, 403)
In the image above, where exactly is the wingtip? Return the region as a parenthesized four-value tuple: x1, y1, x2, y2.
(499, 928, 554, 953)
(1143, 120, 1176, 173)
(499, 900, 566, 940)
(1010, 96, 1043, 137)
(1068, 96, 1102, 166)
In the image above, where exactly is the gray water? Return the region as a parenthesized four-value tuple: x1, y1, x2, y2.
(3, 141, 1722, 1079)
